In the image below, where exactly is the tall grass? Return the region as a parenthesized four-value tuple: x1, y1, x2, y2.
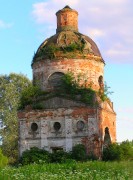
(0, 161, 133, 180)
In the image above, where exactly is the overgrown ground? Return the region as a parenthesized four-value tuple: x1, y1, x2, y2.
(0, 161, 133, 180)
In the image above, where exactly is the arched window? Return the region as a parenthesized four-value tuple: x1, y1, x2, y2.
(104, 127, 111, 145)
(98, 75, 104, 89)
(48, 72, 64, 89)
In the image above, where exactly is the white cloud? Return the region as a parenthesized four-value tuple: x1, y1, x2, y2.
(87, 28, 105, 39)
(0, 20, 12, 29)
(106, 49, 130, 57)
(32, 2, 55, 24)
(32, 0, 79, 25)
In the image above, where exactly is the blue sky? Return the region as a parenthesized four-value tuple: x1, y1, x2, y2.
(0, 0, 133, 142)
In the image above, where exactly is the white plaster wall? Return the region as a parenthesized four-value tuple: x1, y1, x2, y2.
(65, 117, 72, 152)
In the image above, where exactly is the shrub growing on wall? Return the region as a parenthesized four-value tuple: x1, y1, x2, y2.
(61, 72, 95, 105)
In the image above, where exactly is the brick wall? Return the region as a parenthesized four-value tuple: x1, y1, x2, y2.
(32, 57, 104, 91)
(56, 8, 78, 32)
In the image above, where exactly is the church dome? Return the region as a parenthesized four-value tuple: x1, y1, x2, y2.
(32, 6, 104, 65)
(32, 6, 105, 92)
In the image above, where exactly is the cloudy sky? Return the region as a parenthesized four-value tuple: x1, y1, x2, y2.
(0, 0, 133, 142)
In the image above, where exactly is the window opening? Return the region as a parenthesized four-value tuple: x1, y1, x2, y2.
(54, 122, 61, 131)
(77, 120, 85, 130)
(31, 123, 38, 132)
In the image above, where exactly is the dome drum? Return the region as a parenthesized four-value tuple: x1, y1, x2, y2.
(32, 58, 104, 92)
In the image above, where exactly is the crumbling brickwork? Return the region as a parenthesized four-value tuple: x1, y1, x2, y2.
(56, 5, 78, 32)
(32, 58, 104, 91)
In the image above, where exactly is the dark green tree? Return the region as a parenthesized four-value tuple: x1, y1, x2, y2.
(0, 73, 31, 164)
(102, 140, 133, 161)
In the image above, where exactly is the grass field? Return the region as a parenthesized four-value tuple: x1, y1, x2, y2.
(0, 161, 133, 180)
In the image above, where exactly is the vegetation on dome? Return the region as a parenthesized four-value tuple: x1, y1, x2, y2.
(33, 43, 58, 60)
(61, 42, 85, 52)
(32, 42, 86, 63)
(31, 29, 98, 64)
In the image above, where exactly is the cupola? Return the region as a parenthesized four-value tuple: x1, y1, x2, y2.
(56, 5, 78, 33)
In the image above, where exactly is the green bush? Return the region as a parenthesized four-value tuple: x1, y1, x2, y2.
(20, 147, 72, 165)
(0, 149, 8, 168)
(20, 147, 50, 165)
(88, 152, 98, 161)
(49, 150, 71, 163)
(102, 141, 133, 161)
(19, 85, 39, 108)
(71, 144, 87, 161)
(102, 143, 122, 161)
(120, 141, 133, 160)
(20, 145, 89, 165)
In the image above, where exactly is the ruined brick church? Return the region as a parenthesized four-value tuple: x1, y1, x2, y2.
(18, 6, 116, 158)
